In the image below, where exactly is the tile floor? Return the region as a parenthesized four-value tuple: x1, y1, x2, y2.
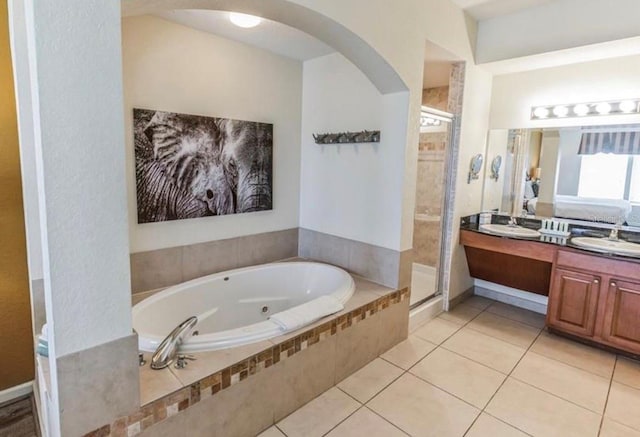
(258, 296, 640, 437)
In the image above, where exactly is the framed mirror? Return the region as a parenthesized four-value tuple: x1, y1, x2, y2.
(481, 123, 640, 229)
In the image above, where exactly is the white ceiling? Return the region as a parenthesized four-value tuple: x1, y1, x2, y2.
(156, 10, 335, 61)
(453, 0, 555, 20)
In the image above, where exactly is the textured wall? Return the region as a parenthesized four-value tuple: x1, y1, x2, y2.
(0, 1, 33, 390)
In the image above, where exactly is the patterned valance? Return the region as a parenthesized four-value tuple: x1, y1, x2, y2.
(579, 126, 640, 155)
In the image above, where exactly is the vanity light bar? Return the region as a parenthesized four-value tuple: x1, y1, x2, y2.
(530, 99, 640, 120)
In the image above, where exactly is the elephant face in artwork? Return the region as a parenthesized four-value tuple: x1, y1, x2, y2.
(142, 111, 236, 216)
(220, 119, 273, 213)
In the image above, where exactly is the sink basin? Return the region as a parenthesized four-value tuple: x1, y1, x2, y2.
(571, 237, 640, 257)
(479, 224, 541, 238)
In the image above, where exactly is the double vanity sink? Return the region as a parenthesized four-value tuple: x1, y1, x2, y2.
(478, 223, 640, 258)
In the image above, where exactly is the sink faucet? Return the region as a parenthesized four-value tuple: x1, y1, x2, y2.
(609, 220, 623, 241)
(507, 217, 518, 227)
(150, 316, 198, 370)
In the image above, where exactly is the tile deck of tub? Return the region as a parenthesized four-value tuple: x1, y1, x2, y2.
(260, 296, 640, 437)
(137, 275, 396, 405)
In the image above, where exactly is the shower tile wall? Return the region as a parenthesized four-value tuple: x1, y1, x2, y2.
(413, 86, 448, 269)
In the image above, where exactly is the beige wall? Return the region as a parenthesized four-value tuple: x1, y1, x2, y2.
(0, 1, 33, 391)
(122, 15, 303, 253)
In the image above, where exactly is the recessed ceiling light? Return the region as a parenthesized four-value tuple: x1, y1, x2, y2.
(595, 102, 612, 115)
(573, 104, 590, 116)
(229, 12, 262, 28)
(619, 100, 637, 113)
(533, 107, 550, 119)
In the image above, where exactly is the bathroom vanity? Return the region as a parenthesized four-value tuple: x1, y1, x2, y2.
(460, 216, 640, 357)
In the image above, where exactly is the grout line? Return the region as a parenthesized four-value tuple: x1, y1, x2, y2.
(460, 304, 545, 436)
(319, 404, 364, 437)
(274, 422, 287, 436)
(597, 356, 618, 436)
(364, 406, 412, 436)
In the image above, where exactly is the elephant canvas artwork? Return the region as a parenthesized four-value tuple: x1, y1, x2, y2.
(133, 108, 273, 223)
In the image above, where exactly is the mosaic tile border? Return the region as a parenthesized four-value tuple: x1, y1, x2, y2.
(83, 288, 410, 437)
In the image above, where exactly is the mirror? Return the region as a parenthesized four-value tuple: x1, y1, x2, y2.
(481, 123, 640, 228)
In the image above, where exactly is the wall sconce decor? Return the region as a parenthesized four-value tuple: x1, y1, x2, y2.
(313, 130, 380, 144)
(531, 99, 640, 120)
(490, 155, 502, 181)
(468, 153, 484, 184)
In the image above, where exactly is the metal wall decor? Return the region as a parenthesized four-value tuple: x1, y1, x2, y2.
(313, 130, 380, 144)
(468, 153, 484, 184)
(490, 155, 502, 181)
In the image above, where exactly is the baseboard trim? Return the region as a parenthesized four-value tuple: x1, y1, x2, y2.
(474, 279, 547, 314)
(0, 381, 33, 406)
(409, 296, 444, 332)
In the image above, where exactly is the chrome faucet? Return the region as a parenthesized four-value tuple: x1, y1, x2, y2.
(609, 220, 623, 241)
(150, 316, 198, 370)
(507, 217, 518, 227)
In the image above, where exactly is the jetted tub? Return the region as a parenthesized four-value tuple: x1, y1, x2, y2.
(133, 262, 355, 353)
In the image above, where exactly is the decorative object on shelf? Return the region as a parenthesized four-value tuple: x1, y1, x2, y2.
(490, 155, 502, 181)
(530, 99, 640, 120)
(468, 153, 484, 184)
(312, 130, 380, 144)
(133, 108, 273, 223)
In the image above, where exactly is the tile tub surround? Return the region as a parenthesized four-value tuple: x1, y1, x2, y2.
(298, 228, 412, 289)
(83, 279, 409, 436)
(130, 228, 299, 293)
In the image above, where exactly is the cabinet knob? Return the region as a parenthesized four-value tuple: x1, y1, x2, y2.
(611, 282, 617, 287)
(593, 279, 600, 285)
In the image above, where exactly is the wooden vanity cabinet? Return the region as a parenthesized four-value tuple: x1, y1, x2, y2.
(548, 250, 640, 355)
(547, 269, 601, 337)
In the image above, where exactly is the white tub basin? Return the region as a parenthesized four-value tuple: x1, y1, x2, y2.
(132, 262, 355, 353)
(479, 224, 541, 238)
(571, 237, 640, 257)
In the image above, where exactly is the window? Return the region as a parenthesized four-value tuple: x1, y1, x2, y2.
(578, 154, 640, 202)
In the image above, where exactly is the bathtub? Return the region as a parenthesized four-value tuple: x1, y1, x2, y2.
(132, 262, 355, 353)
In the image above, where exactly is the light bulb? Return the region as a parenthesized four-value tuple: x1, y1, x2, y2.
(552, 106, 569, 117)
(229, 12, 262, 28)
(573, 104, 590, 116)
(595, 102, 612, 115)
(533, 107, 550, 119)
(619, 100, 637, 113)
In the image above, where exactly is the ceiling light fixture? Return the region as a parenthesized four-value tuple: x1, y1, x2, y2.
(229, 12, 262, 28)
(530, 99, 640, 120)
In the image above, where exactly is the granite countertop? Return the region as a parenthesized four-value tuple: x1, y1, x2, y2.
(460, 213, 640, 264)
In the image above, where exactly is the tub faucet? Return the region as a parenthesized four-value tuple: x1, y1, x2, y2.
(507, 217, 518, 227)
(609, 220, 623, 241)
(150, 316, 198, 370)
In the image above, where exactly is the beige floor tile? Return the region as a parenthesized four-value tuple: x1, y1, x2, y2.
(410, 348, 506, 408)
(511, 352, 610, 413)
(530, 331, 616, 378)
(605, 382, 640, 431)
(438, 302, 484, 325)
(337, 358, 404, 403)
(463, 295, 494, 310)
(613, 356, 640, 390)
(600, 418, 640, 437)
(442, 327, 526, 374)
(486, 378, 601, 437)
(325, 407, 408, 437)
(486, 302, 546, 329)
(257, 426, 286, 437)
(413, 317, 462, 345)
(277, 387, 360, 437)
(465, 413, 528, 437)
(467, 312, 541, 349)
(368, 373, 480, 437)
(381, 335, 438, 370)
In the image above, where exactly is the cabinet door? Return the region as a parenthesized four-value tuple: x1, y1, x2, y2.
(547, 268, 601, 337)
(601, 279, 640, 353)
